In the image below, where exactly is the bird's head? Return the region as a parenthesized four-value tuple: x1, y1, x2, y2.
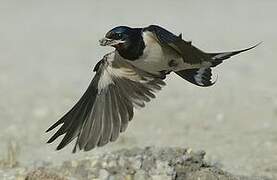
(99, 26, 132, 48)
(99, 26, 145, 60)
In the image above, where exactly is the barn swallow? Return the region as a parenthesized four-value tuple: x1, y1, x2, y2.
(46, 25, 259, 152)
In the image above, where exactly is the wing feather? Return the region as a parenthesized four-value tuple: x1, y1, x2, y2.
(46, 52, 166, 152)
(144, 25, 259, 67)
(144, 25, 210, 64)
(109, 86, 121, 141)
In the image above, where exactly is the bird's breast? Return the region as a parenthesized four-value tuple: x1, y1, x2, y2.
(141, 31, 165, 62)
(128, 31, 170, 74)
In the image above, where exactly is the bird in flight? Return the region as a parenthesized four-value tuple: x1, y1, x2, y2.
(46, 25, 259, 152)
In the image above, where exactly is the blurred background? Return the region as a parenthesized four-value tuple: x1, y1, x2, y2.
(0, 0, 276, 179)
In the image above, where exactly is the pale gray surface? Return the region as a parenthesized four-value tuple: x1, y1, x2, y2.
(0, 0, 276, 179)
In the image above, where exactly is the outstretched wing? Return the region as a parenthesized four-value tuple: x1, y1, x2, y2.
(46, 52, 166, 152)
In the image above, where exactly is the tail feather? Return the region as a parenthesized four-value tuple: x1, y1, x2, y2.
(175, 42, 261, 87)
(207, 42, 261, 67)
(175, 67, 216, 87)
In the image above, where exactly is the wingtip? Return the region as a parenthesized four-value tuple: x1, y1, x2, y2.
(45, 128, 51, 133)
(45, 125, 55, 133)
(45, 119, 64, 133)
(56, 143, 64, 151)
(46, 136, 56, 144)
(55, 136, 73, 151)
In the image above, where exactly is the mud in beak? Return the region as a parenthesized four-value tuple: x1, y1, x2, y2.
(99, 38, 125, 47)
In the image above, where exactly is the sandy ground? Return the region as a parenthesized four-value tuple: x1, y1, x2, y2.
(0, 0, 276, 179)
(23, 147, 263, 180)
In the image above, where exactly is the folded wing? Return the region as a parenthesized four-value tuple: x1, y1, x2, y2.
(46, 52, 166, 152)
(144, 25, 210, 64)
(144, 25, 259, 66)
(144, 25, 259, 87)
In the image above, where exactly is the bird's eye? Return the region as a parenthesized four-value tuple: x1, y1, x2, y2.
(115, 33, 122, 39)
